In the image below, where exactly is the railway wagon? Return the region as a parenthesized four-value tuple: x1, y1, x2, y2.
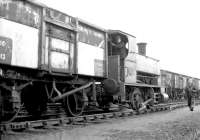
(0, 0, 110, 121)
(160, 70, 200, 101)
(0, 0, 166, 122)
(160, 70, 187, 100)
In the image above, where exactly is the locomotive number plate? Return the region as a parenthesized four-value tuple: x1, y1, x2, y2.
(0, 36, 12, 64)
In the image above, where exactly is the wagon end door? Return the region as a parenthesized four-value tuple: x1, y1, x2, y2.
(45, 24, 75, 74)
(41, 8, 77, 74)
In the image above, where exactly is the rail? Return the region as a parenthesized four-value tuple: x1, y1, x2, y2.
(1, 101, 199, 132)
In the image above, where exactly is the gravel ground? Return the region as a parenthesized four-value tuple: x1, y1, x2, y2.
(2, 105, 200, 140)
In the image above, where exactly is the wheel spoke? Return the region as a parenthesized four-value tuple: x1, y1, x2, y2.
(63, 92, 85, 117)
(130, 88, 143, 111)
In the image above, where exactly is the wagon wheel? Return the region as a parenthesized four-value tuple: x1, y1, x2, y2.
(63, 92, 85, 117)
(129, 88, 144, 112)
(22, 84, 47, 117)
(0, 89, 23, 123)
(147, 87, 155, 107)
(1, 103, 23, 123)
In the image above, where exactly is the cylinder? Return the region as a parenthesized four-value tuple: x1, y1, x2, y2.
(103, 78, 119, 96)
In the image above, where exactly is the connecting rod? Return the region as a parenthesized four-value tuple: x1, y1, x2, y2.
(52, 81, 93, 102)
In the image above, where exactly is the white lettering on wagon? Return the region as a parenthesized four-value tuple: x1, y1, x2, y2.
(0, 36, 12, 64)
(0, 40, 6, 47)
(0, 53, 6, 60)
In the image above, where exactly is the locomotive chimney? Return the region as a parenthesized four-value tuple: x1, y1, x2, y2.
(137, 42, 147, 56)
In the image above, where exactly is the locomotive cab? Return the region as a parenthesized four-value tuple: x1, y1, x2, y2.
(95, 30, 129, 110)
(107, 30, 129, 83)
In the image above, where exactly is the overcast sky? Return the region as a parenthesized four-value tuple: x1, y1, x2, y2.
(40, 0, 200, 78)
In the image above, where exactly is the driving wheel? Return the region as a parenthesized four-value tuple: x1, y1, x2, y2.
(129, 88, 144, 112)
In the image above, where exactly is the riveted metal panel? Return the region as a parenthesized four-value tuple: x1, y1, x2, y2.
(136, 53, 160, 75)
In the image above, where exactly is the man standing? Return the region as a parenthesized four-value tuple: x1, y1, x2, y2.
(185, 79, 196, 111)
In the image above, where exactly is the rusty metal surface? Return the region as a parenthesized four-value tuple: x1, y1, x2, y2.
(45, 8, 76, 27)
(78, 23, 105, 48)
(0, 0, 41, 28)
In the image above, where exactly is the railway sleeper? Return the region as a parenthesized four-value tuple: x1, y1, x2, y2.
(0, 102, 199, 133)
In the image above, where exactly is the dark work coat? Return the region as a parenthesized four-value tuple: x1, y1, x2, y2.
(185, 85, 195, 108)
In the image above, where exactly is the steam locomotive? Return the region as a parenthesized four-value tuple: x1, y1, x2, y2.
(0, 0, 198, 122)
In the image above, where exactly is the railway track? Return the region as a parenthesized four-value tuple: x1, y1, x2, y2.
(0, 101, 197, 133)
